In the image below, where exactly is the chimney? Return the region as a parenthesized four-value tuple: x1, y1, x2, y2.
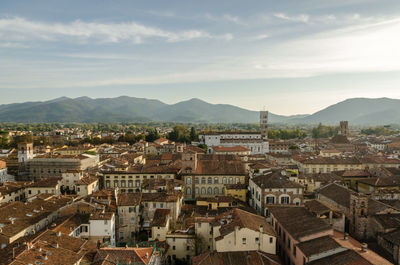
(361, 243, 368, 252)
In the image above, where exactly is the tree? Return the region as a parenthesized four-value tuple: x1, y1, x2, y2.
(145, 129, 160, 142)
(168, 126, 191, 143)
(190, 127, 197, 141)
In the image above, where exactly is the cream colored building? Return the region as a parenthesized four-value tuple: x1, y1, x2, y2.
(102, 165, 180, 193)
(117, 193, 142, 243)
(149, 209, 171, 241)
(60, 170, 83, 191)
(195, 208, 276, 255)
(26, 177, 62, 199)
(166, 232, 196, 264)
(293, 156, 362, 174)
(76, 175, 99, 197)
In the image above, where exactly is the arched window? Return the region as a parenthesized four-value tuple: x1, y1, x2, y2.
(208, 177, 212, 184)
(235, 177, 240, 184)
(280, 195, 290, 204)
(195, 177, 199, 184)
(266, 196, 275, 204)
(195, 187, 199, 195)
(201, 187, 206, 195)
(214, 177, 219, 184)
(229, 177, 233, 184)
(201, 177, 206, 184)
(293, 198, 301, 206)
(186, 187, 191, 195)
(265, 208, 270, 217)
(114, 180, 119, 187)
(214, 187, 219, 195)
(207, 187, 212, 194)
(186, 178, 191, 185)
(222, 177, 227, 184)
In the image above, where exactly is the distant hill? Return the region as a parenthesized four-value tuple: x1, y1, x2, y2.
(0, 96, 399, 125)
(288, 98, 400, 125)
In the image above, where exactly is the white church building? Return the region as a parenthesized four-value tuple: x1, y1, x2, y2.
(199, 111, 269, 154)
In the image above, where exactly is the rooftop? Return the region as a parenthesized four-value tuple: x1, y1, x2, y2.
(269, 206, 332, 241)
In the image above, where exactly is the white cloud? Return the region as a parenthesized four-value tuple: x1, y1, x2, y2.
(274, 13, 310, 23)
(0, 17, 230, 44)
(0, 42, 29, 48)
(204, 13, 246, 25)
(251, 34, 269, 41)
(250, 17, 400, 76)
(2, 16, 400, 89)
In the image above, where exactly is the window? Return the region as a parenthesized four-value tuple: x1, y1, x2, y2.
(114, 180, 119, 187)
(105, 180, 110, 188)
(280, 196, 290, 204)
(195, 187, 199, 195)
(269, 237, 273, 243)
(186, 178, 191, 185)
(195, 177, 199, 184)
(242, 238, 246, 244)
(186, 246, 190, 250)
(229, 177, 233, 184)
(201, 177, 206, 184)
(135, 180, 140, 187)
(186, 187, 191, 195)
(293, 245, 296, 257)
(207, 187, 212, 194)
(214, 177, 219, 184)
(121, 180, 126, 187)
(255, 237, 259, 244)
(266, 196, 275, 204)
(129, 207, 135, 213)
(201, 187, 206, 195)
(172, 246, 176, 250)
(208, 177, 212, 184)
(222, 177, 227, 184)
(235, 177, 240, 184)
(128, 180, 133, 188)
(214, 187, 219, 195)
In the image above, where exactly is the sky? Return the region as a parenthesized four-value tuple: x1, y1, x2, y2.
(1, 0, 400, 115)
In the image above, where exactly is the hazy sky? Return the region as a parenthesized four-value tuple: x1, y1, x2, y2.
(1, 0, 400, 115)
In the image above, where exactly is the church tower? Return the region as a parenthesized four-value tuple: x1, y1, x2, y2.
(340, 121, 349, 136)
(260, 111, 268, 140)
(18, 142, 33, 163)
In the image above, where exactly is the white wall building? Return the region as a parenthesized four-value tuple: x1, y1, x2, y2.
(198, 111, 269, 154)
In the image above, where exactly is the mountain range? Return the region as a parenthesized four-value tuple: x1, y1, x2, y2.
(0, 96, 399, 125)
